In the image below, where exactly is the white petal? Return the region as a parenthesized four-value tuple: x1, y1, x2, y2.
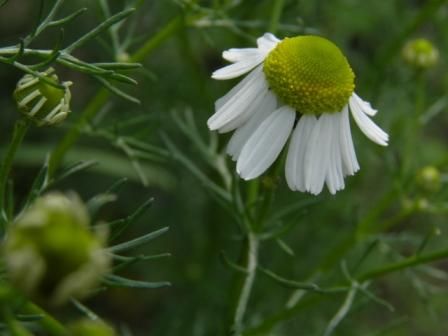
(339, 106, 360, 176)
(214, 33, 280, 80)
(285, 114, 317, 191)
(257, 33, 281, 53)
(352, 93, 377, 116)
(237, 106, 295, 180)
(212, 52, 266, 80)
(349, 95, 389, 146)
(223, 48, 260, 63)
(214, 65, 263, 111)
(227, 91, 277, 160)
(217, 89, 270, 133)
(208, 66, 268, 132)
(325, 113, 345, 194)
(304, 114, 334, 195)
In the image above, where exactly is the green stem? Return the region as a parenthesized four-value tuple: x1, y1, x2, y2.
(131, 16, 183, 62)
(268, 0, 285, 34)
(48, 89, 109, 177)
(0, 47, 51, 57)
(358, 246, 448, 281)
(21, 302, 67, 336)
(47, 16, 184, 177)
(230, 231, 259, 336)
(0, 119, 30, 229)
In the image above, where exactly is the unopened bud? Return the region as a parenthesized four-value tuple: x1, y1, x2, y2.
(402, 38, 439, 69)
(13, 68, 72, 126)
(417, 166, 441, 192)
(116, 52, 130, 63)
(3, 192, 110, 305)
(415, 198, 430, 212)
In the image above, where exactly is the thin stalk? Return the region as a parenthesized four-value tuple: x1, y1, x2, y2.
(130, 16, 183, 62)
(358, 246, 448, 282)
(323, 285, 358, 336)
(0, 119, 30, 229)
(0, 47, 51, 57)
(48, 89, 109, 177)
(230, 231, 259, 336)
(21, 302, 67, 336)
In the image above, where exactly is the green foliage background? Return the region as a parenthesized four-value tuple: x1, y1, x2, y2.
(1, 0, 448, 335)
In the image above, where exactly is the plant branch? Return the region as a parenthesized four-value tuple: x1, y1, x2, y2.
(0, 119, 30, 230)
(230, 231, 259, 336)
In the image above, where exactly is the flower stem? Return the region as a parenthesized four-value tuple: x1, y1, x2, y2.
(0, 119, 30, 230)
(230, 231, 259, 336)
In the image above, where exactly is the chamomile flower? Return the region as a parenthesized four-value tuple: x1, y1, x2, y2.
(208, 33, 389, 195)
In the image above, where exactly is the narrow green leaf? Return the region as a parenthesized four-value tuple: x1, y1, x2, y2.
(112, 253, 171, 271)
(92, 62, 142, 70)
(258, 266, 347, 294)
(64, 8, 135, 53)
(16, 314, 44, 322)
(102, 274, 170, 289)
(162, 133, 231, 203)
(108, 227, 169, 253)
(48, 8, 87, 27)
(52, 160, 98, 184)
(87, 193, 117, 218)
(275, 238, 295, 257)
(221, 251, 248, 274)
(20, 160, 49, 211)
(110, 197, 154, 240)
(70, 299, 100, 320)
(95, 76, 140, 104)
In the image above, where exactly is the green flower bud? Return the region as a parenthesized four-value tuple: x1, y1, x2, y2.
(3, 192, 110, 306)
(13, 68, 72, 126)
(68, 319, 116, 336)
(415, 197, 430, 212)
(401, 197, 430, 213)
(402, 38, 439, 69)
(416, 166, 441, 193)
(116, 51, 130, 63)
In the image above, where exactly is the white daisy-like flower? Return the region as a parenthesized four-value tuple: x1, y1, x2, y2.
(208, 33, 389, 195)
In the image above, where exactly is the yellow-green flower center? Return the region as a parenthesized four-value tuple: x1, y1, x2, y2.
(263, 35, 355, 115)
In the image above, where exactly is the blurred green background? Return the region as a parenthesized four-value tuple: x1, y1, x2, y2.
(1, 0, 448, 335)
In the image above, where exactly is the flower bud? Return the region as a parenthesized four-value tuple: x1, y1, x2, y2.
(3, 192, 110, 306)
(13, 68, 72, 126)
(116, 51, 130, 63)
(416, 165, 441, 193)
(415, 197, 430, 212)
(402, 38, 439, 69)
(68, 319, 116, 336)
